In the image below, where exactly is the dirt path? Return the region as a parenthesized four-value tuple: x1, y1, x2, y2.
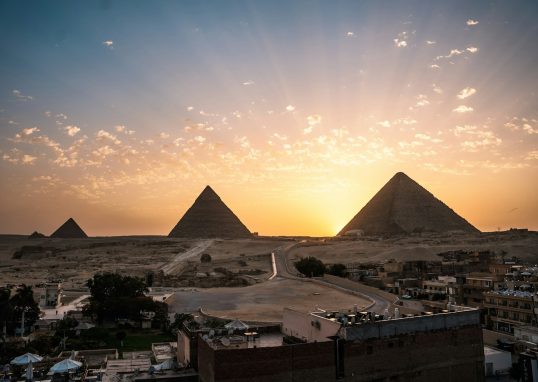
(159, 239, 214, 275)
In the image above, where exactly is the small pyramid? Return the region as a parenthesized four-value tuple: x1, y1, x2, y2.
(338, 172, 479, 236)
(28, 231, 46, 239)
(168, 186, 252, 238)
(50, 218, 88, 238)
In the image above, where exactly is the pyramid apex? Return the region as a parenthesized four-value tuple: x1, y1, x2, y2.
(392, 172, 410, 180)
(198, 185, 220, 200)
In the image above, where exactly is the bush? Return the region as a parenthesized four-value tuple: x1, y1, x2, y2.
(294, 257, 326, 277)
(327, 264, 347, 277)
(200, 253, 212, 263)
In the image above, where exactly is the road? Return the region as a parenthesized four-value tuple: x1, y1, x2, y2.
(160, 239, 215, 275)
(271, 242, 397, 315)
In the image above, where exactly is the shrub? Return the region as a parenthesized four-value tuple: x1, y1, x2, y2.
(294, 257, 326, 277)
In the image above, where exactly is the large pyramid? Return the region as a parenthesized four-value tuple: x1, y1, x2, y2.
(50, 218, 88, 238)
(168, 186, 252, 238)
(338, 172, 479, 236)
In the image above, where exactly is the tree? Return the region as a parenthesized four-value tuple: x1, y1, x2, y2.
(0, 288, 10, 342)
(327, 264, 347, 277)
(85, 273, 148, 324)
(294, 257, 326, 277)
(169, 313, 194, 334)
(9, 285, 40, 335)
(84, 273, 167, 328)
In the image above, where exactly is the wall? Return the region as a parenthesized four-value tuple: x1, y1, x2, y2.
(484, 346, 512, 376)
(177, 330, 191, 366)
(343, 325, 485, 382)
(344, 309, 479, 341)
(198, 339, 336, 382)
(282, 308, 340, 342)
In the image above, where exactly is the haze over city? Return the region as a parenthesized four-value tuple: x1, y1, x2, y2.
(1, 0, 537, 236)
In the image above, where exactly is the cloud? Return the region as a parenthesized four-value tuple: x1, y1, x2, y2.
(92, 145, 116, 159)
(346, 31, 355, 37)
(115, 125, 135, 135)
(414, 94, 430, 107)
(432, 84, 443, 94)
(461, 131, 502, 151)
(453, 105, 474, 113)
(453, 125, 477, 136)
(523, 123, 538, 135)
(457, 87, 477, 99)
(2, 149, 37, 165)
(426, 40, 436, 45)
(193, 136, 206, 144)
(436, 49, 463, 60)
(307, 114, 322, 126)
(526, 150, 538, 160)
(22, 154, 37, 164)
(187, 106, 194, 111)
(377, 120, 391, 128)
(102, 40, 114, 49)
(12, 89, 33, 101)
(466, 19, 479, 26)
(64, 125, 80, 136)
(286, 105, 295, 112)
(96, 130, 121, 145)
(429, 64, 440, 69)
(394, 31, 409, 48)
(22, 127, 39, 135)
(159, 132, 170, 139)
(466, 46, 479, 53)
(415, 133, 442, 143)
(394, 39, 407, 48)
(242, 80, 255, 86)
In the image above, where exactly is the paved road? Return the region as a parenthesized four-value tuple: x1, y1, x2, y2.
(272, 242, 396, 315)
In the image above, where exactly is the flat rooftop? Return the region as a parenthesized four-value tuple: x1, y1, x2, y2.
(202, 332, 283, 350)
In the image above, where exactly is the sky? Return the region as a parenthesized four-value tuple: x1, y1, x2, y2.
(0, 0, 537, 236)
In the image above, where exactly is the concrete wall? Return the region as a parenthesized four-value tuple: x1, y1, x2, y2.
(484, 346, 512, 376)
(344, 309, 480, 341)
(282, 308, 340, 342)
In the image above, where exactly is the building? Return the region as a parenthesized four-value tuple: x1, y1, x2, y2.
(484, 290, 536, 333)
(483, 345, 512, 376)
(34, 282, 61, 308)
(197, 307, 485, 382)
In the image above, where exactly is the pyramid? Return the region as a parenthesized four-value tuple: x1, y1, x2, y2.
(50, 218, 88, 238)
(28, 231, 46, 239)
(338, 172, 479, 236)
(168, 186, 252, 238)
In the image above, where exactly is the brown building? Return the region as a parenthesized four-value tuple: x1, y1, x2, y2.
(484, 290, 536, 334)
(197, 308, 484, 382)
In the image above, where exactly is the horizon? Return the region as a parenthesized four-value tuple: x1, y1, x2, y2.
(1, 1, 537, 236)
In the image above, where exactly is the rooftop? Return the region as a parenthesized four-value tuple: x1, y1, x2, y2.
(202, 332, 284, 350)
(485, 289, 534, 298)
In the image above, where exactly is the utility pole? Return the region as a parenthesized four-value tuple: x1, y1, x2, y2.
(20, 308, 26, 337)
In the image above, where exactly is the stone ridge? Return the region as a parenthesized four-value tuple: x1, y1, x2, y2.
(338, 172, 479, 236)
(50, 218, 88, 238)
(168, 186, 252, 238)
